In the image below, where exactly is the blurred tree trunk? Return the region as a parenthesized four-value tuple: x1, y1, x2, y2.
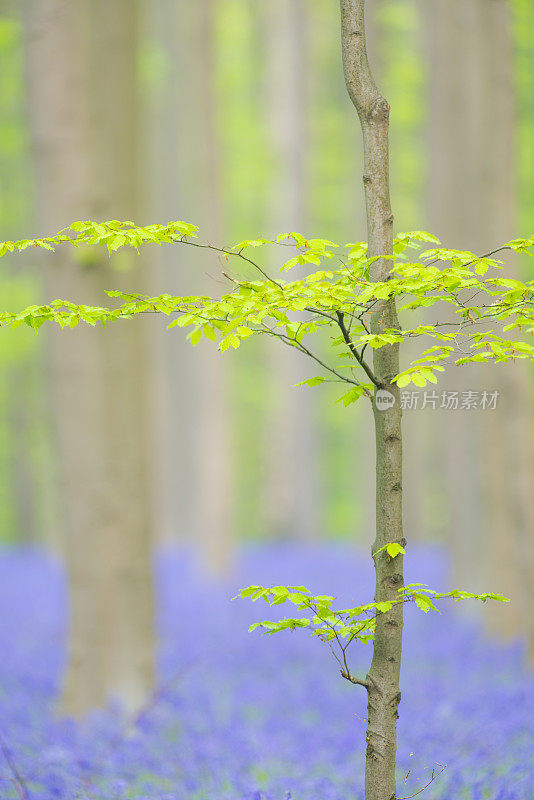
(24, 0, 155, 714)
(143, 0, 192, 547)
(478, 0, 534, 649)
(427, 0, 533, 645)
(426, 0, 484, 589)
(261, 0, 320, 542)
(191, 0, 233, 575)
(144, 0, 233, 573)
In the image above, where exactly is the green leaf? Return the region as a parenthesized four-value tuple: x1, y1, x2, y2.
(109, 233, 127, 251)
(375, 601, 393, 613)
(411, 372, 427, 388)
(297, 376, 325, 388)
(280, 256, 301, 272)
(413, 594, 437, 613)
(203, 325, 217, 341)
(394, 372, 412, 388)
(488, 593, 510, 603)
(237, 586, 260, 599)
(234, 238, 269, 250)
(220, 333, 240, 351)
(385, 543, 406, 559)
(190, 328, 202, 346)
(336, 386, 366, 406)
(236, 326, 254, 339)
(70, 221, 89, 232)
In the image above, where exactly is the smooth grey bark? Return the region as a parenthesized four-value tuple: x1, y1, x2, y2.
(426, 0, 484, 590)
(24, 0, 155, 715)
(426, 0, 533, 649)
(144, 0, 192, 546)
(478, 0, 534, 649)
(262, 0, 321, 542)
(193, 0, 234, 576)
(145, 0, 233, 571)
(340, 3, 403, 799)
(368, 0, 430, 546)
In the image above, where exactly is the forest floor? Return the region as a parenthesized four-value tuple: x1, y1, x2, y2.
(0, 544, 531, 800)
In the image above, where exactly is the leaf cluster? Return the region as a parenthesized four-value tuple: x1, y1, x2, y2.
(2, 221, 534, 401)
(235, 571, 508, 685)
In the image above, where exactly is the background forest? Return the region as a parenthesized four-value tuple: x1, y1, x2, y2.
(1, 1, 534, 799)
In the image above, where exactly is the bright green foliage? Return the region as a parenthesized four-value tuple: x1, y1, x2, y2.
(0, 219, 519, 679)
(235, 581, 508, 684)
(1, 220, 534, 401)
(373, 541, 406, 559)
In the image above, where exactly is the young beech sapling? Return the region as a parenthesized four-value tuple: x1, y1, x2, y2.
(0, 218, 531, 797)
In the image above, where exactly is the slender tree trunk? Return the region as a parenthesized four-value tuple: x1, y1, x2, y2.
(340, 3, 403, 798)
(368, 0, 428, 546)
(24, 0, 155, 715)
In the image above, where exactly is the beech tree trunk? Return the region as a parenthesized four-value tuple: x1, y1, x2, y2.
(476, 0, 534, 648)
(262, 0, 320, 542)
(193, 0, 234, 576)
(145, 0, 233, 572)
(24, 0, 155, 715)
(340, 3, 403, 798)
(427, 0, 534, 649)
(426, 0, 484, 589)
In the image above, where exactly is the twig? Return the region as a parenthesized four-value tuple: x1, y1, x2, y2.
(0, 733, 30, 800)
(174, 238, 285, 290)
(396, 762, 446, 800)
(425, 245, 511, 268)
(260, 325, 372, 394)
(340, 669, 369, 689)
(0, 776, 27, 800)
(336, 311, 381, 387)
(307, 600, 369, 689)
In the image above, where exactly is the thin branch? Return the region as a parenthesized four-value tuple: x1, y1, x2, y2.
(325, 640, 345, 671)
(260, 325, 372, 395)
(396, 763, 446, 800)
(0, 734, 29, 800)
(0, 777, 27, 800)
(340, 669, 369, 689)
(174, 237, 285, 290)
(304, 306, 338, 323)
(336, 311, 381, 386)
(425, 245, 512, 268)
(308, 601, 369, 690)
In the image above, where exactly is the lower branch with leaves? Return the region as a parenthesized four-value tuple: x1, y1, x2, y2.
(235, 557, 508, 689)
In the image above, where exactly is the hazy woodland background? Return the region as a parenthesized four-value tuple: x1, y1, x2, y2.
(1, 0, 534, 713)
